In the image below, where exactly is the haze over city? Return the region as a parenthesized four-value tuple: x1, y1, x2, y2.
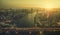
(0, 0, 60, 8)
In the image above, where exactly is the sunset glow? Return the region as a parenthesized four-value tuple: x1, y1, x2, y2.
(0, 0, 60, 8)
(44, 4, 53, 9)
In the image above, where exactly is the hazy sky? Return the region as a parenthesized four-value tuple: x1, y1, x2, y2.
(0, 0, 60, 8)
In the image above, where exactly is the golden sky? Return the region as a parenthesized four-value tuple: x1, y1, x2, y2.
(0, 0, 60, 8)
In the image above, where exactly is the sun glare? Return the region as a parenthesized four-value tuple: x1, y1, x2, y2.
(41, 3, 55, 13)
(43, 4, 53, 10)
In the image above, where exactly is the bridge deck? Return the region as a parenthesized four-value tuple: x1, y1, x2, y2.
(3, 27, 60, 31)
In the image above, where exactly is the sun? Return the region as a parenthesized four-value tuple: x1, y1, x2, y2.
(45, 4, 52, 9)
(43, 4, 53, 10)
